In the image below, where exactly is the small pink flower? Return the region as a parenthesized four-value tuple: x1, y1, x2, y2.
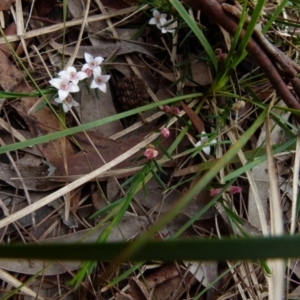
(210, 188, 222, 197)
(227, 186, 242, 194)
(215, 48, 227, 62)
(161, 128, 170, 138)
(163, 105, 171, 113)
(210, 185, 242, 197)
(172, 107, 180, 115)
(144, 144, 158, 160)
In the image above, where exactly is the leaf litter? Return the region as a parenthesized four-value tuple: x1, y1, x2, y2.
(0, 0, 299, 299)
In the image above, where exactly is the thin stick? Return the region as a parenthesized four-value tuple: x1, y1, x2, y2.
(0, 6, 140, 44)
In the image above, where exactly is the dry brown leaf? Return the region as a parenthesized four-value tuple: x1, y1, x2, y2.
(0, 190, 54, 235)
(0, 128, 43, 157)
(248, 104, 290, 229)
(48, 198, 78, 228)
(0, 23, 18, 57)
(150, 59, 212, 87)
(0, 162, 62, 191)
(0, 216, 148, 275)
(52, 130, 176, 177)
(107, 177, 121, 203)
(33, 0, 57, 16)
(127, 265, 196, 300)
(0, 0, 15, 11)
(0, 50, 23, 91)
(50, 39, 155, 59)
(11, 83, 74, 162)
(80, 79, 123, 136)
(180, 100, 204, 134)
(135, 178, 216, 220)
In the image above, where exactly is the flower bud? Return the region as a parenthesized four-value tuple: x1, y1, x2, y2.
(161, 128, 170, 138)
(172, 107, 180, 115)
(144, 144, 158, 160)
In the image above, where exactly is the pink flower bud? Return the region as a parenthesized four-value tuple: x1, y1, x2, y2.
(163, 105, 171, 113)
(172, 107, 180, 115)
(210, 188, 222, 197)
(214, 48, 222, 55)
(161, 128, 170, 138)
(227, 186, 242, 194)
(144, 144, 158, 160)
(216, 52, 227, 62)
(209, 185, 241, 197)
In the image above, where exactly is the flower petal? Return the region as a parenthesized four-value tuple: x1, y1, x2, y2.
(95, 56, 104, 65)
(70, 78, 79, 85)
(149, 18, 156, 25)
(202, 146, 211, 155)
(62, 102, 70, 113)
(90, 79, 98, 89)
(153, 10, 160, 18)
(71, 100, 80, 107)
(84, 53, 93, 63)
(97, 83, 107, 93)
(58, 89, 69, 101)
(54, 97, 63, 104)
(66, 66, 76, 73)
(76, 71, 88, 81)
(195, 140, 202, 148)
(92, 67, 102, 77)
(69, 84, 80, 93)
(49, 78, 62, 89)
(81, 63, 89, 71)
(58, 70, 69, 78)
(101, 75, 111, 83)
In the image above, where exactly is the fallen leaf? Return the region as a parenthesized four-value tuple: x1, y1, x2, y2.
(150, 59, 212, 87)
(11, 82, 74, 162)
(0, 190, 54, 235)
(0, 216, 149, 275)
(80, 79, 123, 136)
(0, 23, 18, 57)
(50, 39, 155, 59)
(0, 162, 62, 191)
(180, 101, 204, 134)
(0, 0, 15, 11)
(0, 50, 23, 91)
(136, 178, 216, 219)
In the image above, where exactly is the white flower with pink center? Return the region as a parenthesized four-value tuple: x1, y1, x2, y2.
(149, 10, 167, 30)
(90, 68, 111, 93)
(49, 75, 80, 101)
(58, 66, 87, 85)
(82, 53, 104, 77)
(195, 131, 217, 155)
(161, 17, 177, 34)
(54, 94, 79, 113)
